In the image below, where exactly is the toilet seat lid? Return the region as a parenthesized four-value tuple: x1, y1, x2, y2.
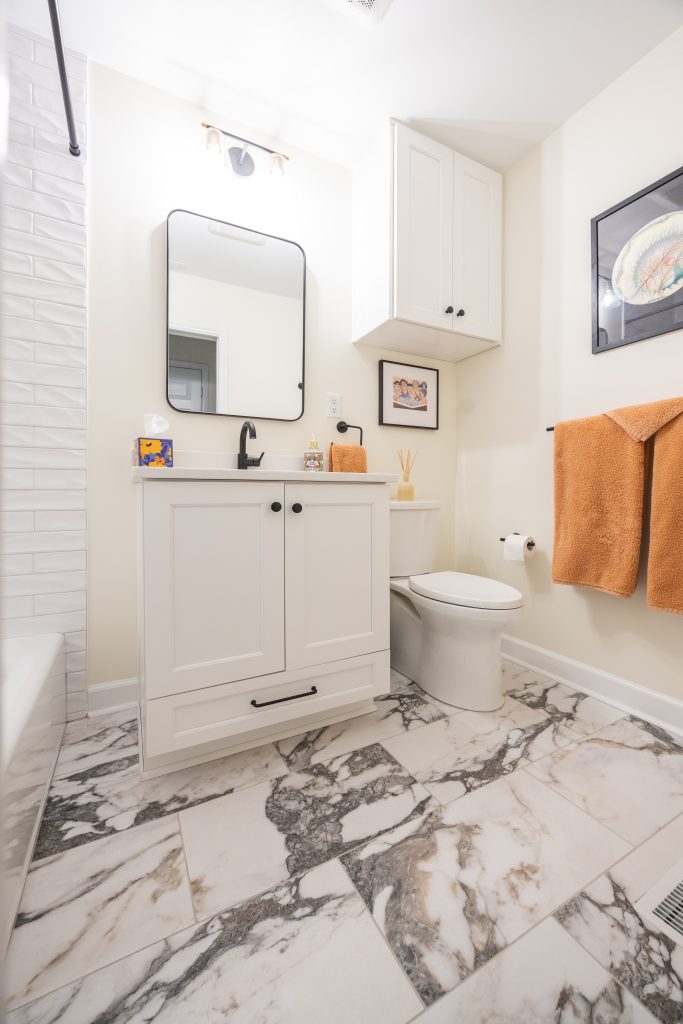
(408, 571, 523, 610)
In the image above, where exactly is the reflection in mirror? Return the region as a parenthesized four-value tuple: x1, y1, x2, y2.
(167, 210, 305, 420)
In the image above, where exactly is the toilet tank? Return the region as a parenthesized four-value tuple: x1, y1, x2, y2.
(390, 501, 441, 577)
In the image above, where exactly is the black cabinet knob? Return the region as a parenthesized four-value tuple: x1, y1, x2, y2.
(456, 308, 465, 317)
(445, 305, 454, 314)
(292, 503, 303, 514)
(271, 501, 282, 512)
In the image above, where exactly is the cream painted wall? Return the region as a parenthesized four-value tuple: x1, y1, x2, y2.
(88, 63, 457, 687)
(455, 27, 683, 699)
(169, 271, 302, 417)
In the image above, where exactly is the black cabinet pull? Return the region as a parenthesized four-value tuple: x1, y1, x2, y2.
(445, 305, 454, 314)
(292, 502, 303, 513)
(251, 685, 318, 709)
(271, 501, 282, 512)
(456, 308, 465, 317)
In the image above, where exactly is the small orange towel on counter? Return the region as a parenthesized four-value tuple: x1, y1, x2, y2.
(552, 397, 683, 613)
(328, 443, 367, 473)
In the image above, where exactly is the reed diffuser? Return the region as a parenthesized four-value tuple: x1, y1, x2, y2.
(397, 448, 417, 501)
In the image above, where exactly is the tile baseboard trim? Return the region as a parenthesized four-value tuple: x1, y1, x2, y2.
(501, 634, 683, 740)
(87, 676, 139, 716)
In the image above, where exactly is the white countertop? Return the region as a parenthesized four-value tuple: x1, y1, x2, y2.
(132, 466, 396, 483)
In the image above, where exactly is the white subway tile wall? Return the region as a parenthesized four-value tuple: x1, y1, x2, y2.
(2, 25, 87, 719)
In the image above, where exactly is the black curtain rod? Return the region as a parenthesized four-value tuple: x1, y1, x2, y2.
(47, 0, 81, 157)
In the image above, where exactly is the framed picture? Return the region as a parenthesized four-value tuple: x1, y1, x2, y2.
(592, 164, 683, 354)
(378, 359, 439, 429)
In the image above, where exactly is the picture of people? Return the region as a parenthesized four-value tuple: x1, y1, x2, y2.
(379, 360, 439, 430)
(393, 376, 429, 411)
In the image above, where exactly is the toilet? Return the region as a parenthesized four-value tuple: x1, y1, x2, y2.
(390, 501, 523, 712)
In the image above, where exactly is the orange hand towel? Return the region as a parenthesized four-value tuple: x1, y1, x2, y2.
(328, 443, 367, 473)
(552, 397, 683, 612)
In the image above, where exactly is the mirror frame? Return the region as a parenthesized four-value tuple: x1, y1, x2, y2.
(166, 208, 306, 421)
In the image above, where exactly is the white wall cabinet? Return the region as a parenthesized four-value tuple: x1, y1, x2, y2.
(138, 476, 390, 772)
(352, 121, 502, 362)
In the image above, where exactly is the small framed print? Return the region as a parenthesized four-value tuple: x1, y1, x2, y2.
(378, 359, 439, 430)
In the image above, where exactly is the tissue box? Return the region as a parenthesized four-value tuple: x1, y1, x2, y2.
(137, 438, 173, 467)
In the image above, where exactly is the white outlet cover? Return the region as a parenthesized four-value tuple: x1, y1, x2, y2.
(326, 393, 342, 417)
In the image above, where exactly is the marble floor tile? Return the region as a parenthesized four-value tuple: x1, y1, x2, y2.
(53, 708, 139, 780)
(507, 670, 626, 737)
(7, 860, 423, 1024)
(275, 687, 446, 770)
(415, 917, 656, 1023)
(341, 770, 629, 1005)
(34, 741, 288, 860)
(5, 815, 195, 1011)
(526, 716, 683, 844)
(180, 742, 432, 918)
(382, 696, 576, 805)
(556, 813, 683, 1024)
(389, 669, 465, 716)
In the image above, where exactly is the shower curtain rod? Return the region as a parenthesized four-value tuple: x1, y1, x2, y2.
(47, 0, 81, 157)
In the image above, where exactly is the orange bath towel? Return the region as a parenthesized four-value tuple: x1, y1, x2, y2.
(552, 397, 683, 612)
(328, 443, 368, 474)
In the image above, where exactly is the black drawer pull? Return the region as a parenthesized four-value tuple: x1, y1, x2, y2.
(251, 685, 318, 709)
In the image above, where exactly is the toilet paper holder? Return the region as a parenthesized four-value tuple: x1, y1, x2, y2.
(499, 533, 536, 551)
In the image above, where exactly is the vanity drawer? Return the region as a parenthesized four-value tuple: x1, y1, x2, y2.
(144, 650, 389, 759)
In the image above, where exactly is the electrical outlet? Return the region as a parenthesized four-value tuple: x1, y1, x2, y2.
(326, 393, 342, 417)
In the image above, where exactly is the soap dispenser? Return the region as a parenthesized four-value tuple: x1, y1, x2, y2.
(304, 434, 323, 472)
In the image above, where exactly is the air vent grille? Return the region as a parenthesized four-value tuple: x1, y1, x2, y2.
(653, 880, 683, 938)
(327, 0, 394, 23)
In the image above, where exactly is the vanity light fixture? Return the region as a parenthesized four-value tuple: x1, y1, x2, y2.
(202, 122, 289, 178)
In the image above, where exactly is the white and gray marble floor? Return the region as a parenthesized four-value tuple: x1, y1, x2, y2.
(6, 661, 683, 1023)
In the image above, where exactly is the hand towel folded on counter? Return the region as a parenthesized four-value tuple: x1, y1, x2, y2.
(552, 396, 683, 613)
(328, 443, 368, 473)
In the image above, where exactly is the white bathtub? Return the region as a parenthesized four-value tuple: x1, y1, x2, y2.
(2, 634, 66, 952)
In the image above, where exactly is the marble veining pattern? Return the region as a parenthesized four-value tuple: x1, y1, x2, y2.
(341, 770, 629, 1004)
(415, 917, 657, 1023)
(507, 668, 626, 736)
(6, 815, 195, 1011)
(275, 686, 446, 770)
(382, 696, 578, 805)
(7, 860, 422, 1024)
(53, 709, 139, 779)
(180, 742, 432, 917)
(555, 814, 683, 1024)
(34, 738, 288, 860)
(527, 716, 683, 843)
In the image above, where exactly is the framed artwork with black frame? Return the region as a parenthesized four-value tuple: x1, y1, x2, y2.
(592, 164, 683, 354)
(378, 359, 439, 429)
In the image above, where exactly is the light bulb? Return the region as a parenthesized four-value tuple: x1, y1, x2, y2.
(205, 126, 223, 156)
(270, 152, 286, 176)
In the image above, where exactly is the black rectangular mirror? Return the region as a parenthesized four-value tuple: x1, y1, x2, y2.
(167, 209, 305, 419)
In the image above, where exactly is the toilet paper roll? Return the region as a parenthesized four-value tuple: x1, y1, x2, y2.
(503, 534, 535, 562)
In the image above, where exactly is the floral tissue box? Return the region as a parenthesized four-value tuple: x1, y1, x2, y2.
(137, 437, 173, 467)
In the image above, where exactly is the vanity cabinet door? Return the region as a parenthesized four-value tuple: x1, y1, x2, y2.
(284, 483, 390, 670)
(142, 481, 285, 698)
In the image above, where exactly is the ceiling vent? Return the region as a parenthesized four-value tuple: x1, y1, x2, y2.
(325, 0, 394, 25)
(635, 858, 683, 947)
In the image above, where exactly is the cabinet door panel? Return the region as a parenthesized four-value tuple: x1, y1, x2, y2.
(142, 481, 284, 698)
(453, 155, 502, 342)
(393, 123, 454, 330)
(285, 484, 390, 669)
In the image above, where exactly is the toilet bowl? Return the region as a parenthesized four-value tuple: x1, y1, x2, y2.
(390, 503, 523, 712)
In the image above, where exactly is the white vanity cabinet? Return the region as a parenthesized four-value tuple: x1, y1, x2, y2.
(352, 120, 502, 362)
(136, 472, 391, 772)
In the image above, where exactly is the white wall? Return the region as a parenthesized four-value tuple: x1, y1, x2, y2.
(1, 25, 88, 719)
(88, 64, 457, 688)
(169, 271, 302, 418)
(456, 27, 683, 700)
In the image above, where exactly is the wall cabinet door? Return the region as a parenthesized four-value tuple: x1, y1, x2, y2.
(142, 481, 285, 698)
(393, 123, 454, 330)
(453, 154, 502, 342)
(284, 483, 390, 670)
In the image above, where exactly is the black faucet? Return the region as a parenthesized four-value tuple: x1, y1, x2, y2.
(238, 421, 264, 470)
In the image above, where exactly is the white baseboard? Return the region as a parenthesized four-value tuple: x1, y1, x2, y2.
(87, 677, 139, 716)
(501, 635, 683, 740)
